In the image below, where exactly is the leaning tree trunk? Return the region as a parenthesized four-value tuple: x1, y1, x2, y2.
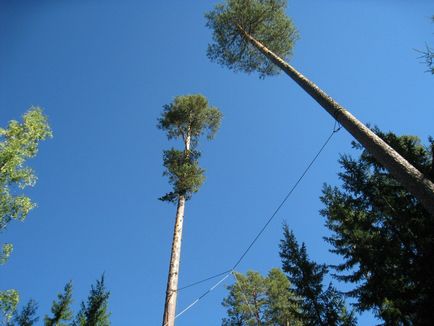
(238, 27, 434, 217)
(162, 135, 191, 326)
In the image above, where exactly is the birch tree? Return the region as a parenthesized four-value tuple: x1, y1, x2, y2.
(0, 108, 51, 323)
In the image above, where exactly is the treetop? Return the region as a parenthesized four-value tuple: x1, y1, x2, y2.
(206, 0, 298, 77)
(158, 94, 222, 146)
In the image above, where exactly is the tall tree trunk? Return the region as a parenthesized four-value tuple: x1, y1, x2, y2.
(162, 135, 191, 326)
(238, 27, 434, 217)
(162, 195, 186, 326)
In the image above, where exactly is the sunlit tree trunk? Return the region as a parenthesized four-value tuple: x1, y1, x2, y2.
(238, 26, 434, 217)
(162, 134, 191, 326)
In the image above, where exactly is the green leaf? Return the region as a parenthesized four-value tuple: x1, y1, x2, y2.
(0, 289, 19, 323)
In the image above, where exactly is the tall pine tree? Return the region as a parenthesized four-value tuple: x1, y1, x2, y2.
(222, 268, 302, 326)
(205, 0, 434, 216)
(159, 94, 221, 326)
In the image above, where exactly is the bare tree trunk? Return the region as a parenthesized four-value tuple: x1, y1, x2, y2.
(162, 135, 191, 326)
(162, 195, 186, 326)
(239, 27, 434, 217)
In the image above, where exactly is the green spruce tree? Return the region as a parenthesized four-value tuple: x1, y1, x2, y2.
(321, 129, 434, 325)
(0, 108, 52, 323)
(205, 0, 434, 216)
(13, 300, 39, 326)
(417, 15, 434, 74)
(44, 281, 73, 326)
(72, 276, 110, 326)
(279, 225, 356, 326)
(158, 94, 222, 326)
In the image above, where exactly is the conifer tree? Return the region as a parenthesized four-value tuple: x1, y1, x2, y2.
(44, 281, 73, 326)
(13, 300, 39, 326)
(72, 276, 110, 326)
(205, 0, 434, 216)
(321, 130, 434, 324)
(222, 268, 302, 326)
(279, 225, 356, 326)
(418, 15, 434, 74)
(158, 94, 222, 326)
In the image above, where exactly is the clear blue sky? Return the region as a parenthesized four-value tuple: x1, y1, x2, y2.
(0, 0, 433, 325)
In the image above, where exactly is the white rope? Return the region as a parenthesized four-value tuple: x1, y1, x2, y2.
(232, 271, 256, 318)
(163, 272, 232, 326)
(162, 125, 340, 325)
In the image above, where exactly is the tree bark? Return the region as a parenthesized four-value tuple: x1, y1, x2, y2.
(162, 195, 186, 326)
(162, 136, 191, 326)
(239, 27, 434, 217)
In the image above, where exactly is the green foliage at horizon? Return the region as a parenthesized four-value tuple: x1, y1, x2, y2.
(2, 277, 109, 326)
(206, 0, 298, 78)
(72, 275, 110, 326)
(158, 95, 222, 203)
(44, 281, 73, 326)
(222, 268, 302, 325)
(13, 300, 39, 326)
(279, 225, 356, 326)
(321, 129, 434, 324)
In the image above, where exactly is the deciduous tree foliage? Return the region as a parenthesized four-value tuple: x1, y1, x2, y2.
(321, 130, 434, 325)
(0, 290, 19, 324)
(44, 281, 73, 326)
(279, 225, 356, 326)
(158, 95, 222, 326)
(0, 108, 51, 324)
(222, 269, 302, 326)
(205, 0, 434, 217)
(0, 108, 52, 234)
